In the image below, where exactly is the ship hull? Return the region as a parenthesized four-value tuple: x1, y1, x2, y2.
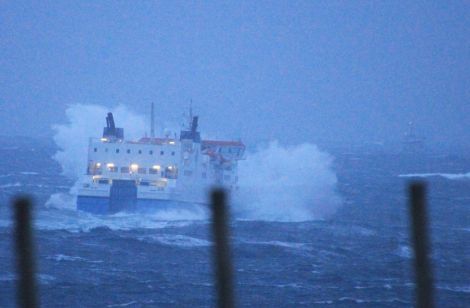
(77, 195, 206, 215)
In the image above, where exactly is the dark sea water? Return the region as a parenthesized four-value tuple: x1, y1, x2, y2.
(0, 138, 469, 307)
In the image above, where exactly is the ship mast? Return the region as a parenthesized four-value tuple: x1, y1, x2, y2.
(150, 102, 155, 138)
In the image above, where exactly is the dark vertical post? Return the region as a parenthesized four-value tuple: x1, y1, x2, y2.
(13, 197, 38, 308)
(409, 182, 434, 308)
(211, 189, 234, 308)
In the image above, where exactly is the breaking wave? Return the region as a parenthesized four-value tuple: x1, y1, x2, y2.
(399, 172, 470, 180)
(137, 234, 211, 248)
(32, 208, 205, 232)
(235, 142, 341, 221)
(46, 104, 341, 225)
(240, 239, 308, 250)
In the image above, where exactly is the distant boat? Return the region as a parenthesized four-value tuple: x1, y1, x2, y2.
(402, 121, 425, 154)
(77, 104, 245, 214)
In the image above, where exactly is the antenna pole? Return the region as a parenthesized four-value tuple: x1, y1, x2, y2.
(150, 102, 155, 138)
(189, 99, 193, 129)
(190, 99, 193, 119)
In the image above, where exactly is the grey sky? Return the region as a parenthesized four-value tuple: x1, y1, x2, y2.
(0, 1, 468, 149)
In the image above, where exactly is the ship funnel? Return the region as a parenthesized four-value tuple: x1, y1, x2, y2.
(107, 113, 116, 129)
(103, 112, 124, 140)
(191, 116, 198, 134)
(180, 115, 201, 142)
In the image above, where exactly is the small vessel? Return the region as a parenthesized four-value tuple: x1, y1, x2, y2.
(402, 121, 425, 154)
(77, 104, 245, 214)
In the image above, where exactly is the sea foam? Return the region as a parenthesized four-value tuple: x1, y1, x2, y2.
(399, 172, 470, 180)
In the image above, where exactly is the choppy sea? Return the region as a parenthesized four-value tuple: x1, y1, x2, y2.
(0, 138, 469, 307)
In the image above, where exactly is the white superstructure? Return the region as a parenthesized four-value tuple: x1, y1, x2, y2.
(77, 108, 245, 214)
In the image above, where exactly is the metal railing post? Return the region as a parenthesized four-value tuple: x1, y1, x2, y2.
(409, 182, 434, 308)
(13, 196, 38, 308)
(210, 189, 235, 308)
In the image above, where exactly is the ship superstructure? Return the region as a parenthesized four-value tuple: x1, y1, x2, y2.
(402, 121, 425, 154)
(77, 106, 245, 214)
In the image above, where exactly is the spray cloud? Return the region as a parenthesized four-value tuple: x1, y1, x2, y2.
(235, 141, 341, 221)
(48, 104, 341, 221)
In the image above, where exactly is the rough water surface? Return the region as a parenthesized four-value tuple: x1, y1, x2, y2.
(0, 138, 469, 307)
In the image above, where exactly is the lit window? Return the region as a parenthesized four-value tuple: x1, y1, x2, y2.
(107, 163, 117, 172)
(130, 164, 139, 172)
(149, 165, 161, 175)
(165, 165, 178, 179)
(92, 162, 102, 175)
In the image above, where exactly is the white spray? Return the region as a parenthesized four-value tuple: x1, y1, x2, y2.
(235, 141, 341, 221)
(46, 104, 147, 210)
(47, 104, 341, 222)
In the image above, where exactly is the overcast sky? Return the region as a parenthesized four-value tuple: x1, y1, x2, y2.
(0, 1, 468, 149)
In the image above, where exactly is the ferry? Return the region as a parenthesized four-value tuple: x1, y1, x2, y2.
(77, 105, 245, 214)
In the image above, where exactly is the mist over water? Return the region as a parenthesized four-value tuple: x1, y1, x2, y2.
(47, 104, 341, 223)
